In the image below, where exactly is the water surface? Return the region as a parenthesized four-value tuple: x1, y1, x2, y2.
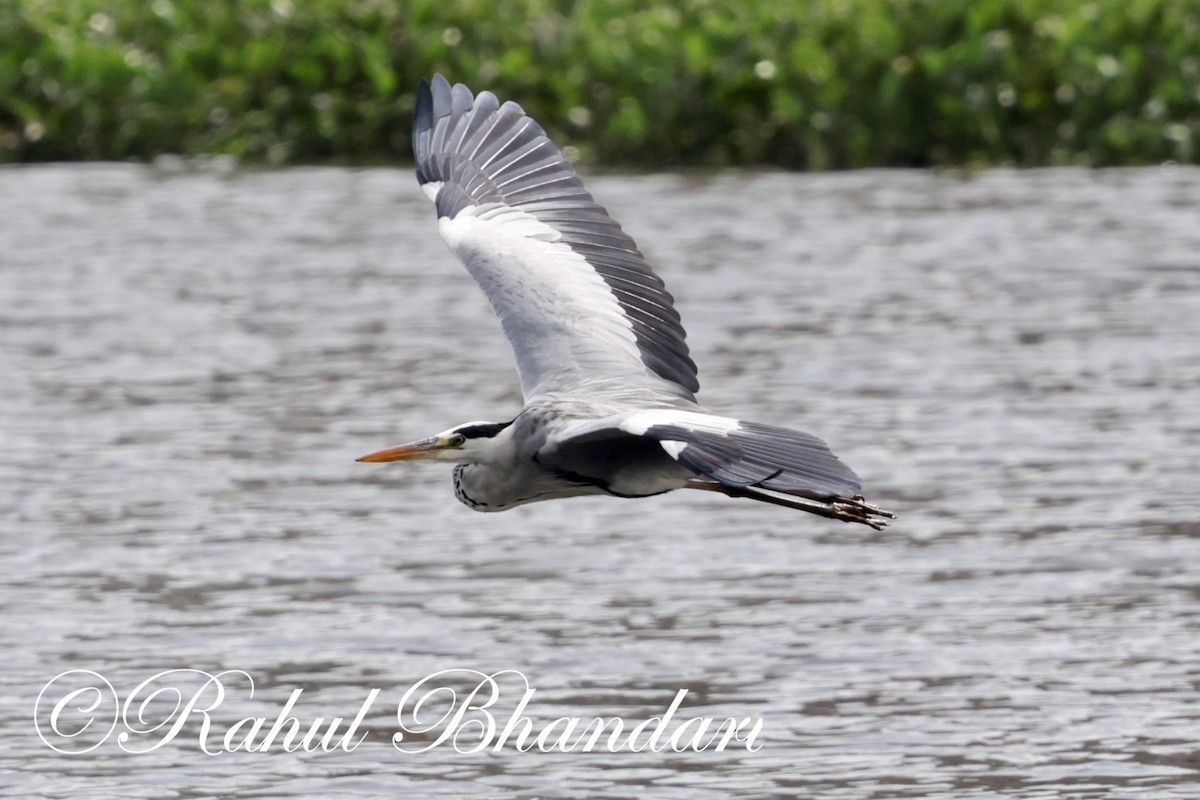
(2, 164, 1199, 798)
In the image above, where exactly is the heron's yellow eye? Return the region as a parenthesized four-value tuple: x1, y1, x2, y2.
(448, 434, 467, 447)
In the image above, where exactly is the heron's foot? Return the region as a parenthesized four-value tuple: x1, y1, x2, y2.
(831, 496, 896, 530)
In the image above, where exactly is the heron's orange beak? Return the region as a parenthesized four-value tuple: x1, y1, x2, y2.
(356, 437, 442, 462)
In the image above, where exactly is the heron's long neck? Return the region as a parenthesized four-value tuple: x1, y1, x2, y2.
(450, 425, 520, 510)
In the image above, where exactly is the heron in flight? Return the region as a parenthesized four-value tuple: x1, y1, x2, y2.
(357, 75, 893, 529)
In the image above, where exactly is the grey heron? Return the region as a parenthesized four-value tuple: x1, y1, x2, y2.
(357, 75, 893, 529)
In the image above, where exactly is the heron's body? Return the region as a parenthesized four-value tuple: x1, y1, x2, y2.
(358, 76, 893, 529)
(451, 411, 686, 511)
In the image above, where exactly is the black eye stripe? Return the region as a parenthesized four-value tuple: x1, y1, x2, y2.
(456, 421, 514, 439)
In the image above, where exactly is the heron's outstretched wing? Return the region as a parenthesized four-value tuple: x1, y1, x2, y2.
(547, 409, 891, 527)
(619, 410, 862, 497)
(551, 409, 861, 497)
(413, 75, 698, 401)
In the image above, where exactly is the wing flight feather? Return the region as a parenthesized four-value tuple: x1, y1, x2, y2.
(553, 410, 864, 500)
(413, 75, 698, 400)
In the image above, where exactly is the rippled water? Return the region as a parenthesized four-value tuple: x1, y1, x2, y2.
(2, 163, 1199, 799)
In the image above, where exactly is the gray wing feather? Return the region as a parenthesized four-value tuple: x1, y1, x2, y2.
(413, 75, 699, 398)
(554, 411, 865, 501)
(642, 420, 864, 499)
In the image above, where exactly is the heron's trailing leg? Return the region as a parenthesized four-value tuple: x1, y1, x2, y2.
(685, 480, 895, 530)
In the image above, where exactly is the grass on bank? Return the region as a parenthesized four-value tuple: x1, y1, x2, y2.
(1, 0, 1197, 168)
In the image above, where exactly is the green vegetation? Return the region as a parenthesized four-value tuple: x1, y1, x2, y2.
(2, 0, 1197, 168)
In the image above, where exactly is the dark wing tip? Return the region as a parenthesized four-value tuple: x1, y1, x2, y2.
(414, 78, 432, 139)
(415, 74, 467, 184)
(413, 78, 433, 182)
(430, 73, 453, 114)
(450, 81, 474, 115)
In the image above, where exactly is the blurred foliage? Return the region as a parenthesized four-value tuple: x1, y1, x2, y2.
(1, 0, 1198, 167)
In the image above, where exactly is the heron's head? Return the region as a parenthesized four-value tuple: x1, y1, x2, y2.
(356, 420, 512, 465)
